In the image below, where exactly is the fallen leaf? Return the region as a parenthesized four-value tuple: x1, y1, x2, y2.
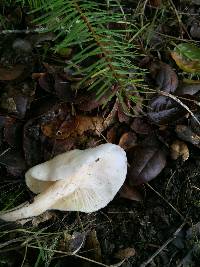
(24, 103, 69, 166)
(107, 126, 117, 143)
(75, 115, 104, 136)
(42, 115, 105, 138)
(69, 232, 86, 254)
(118, 132, 137, 150)
(119, 183, 142, 201)
(60, 232, 86, 255)
(117, 99, 131, 124)
(51, 138, 76, 156)
(148, 96, 186, 124)
(0, 64, 25, 80)
(131, 118, 153, 135)
(175, 124, 200, 146)
(175, 80, 200, 95)
(0, 81, 35, 118)
(84, 230, 102, 262)
(150, 61, 178, 93)
(32, 211, 55, 226)
(170, 140, 189, 161)
(76, 91, 107, 111)
(128, 145, 167, 185)
(114, 247, 135, 260)
(41, 120, 63, 138)
(171, 43, 200, 73)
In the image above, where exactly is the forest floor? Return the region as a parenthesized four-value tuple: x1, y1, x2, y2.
(0, 1, 200, 266)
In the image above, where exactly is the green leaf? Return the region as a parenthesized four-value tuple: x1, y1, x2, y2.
(171, 43, 200, 73)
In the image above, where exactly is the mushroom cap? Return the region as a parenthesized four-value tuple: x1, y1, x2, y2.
(0, 144, 127, 221)
(26, 143, 127, 212)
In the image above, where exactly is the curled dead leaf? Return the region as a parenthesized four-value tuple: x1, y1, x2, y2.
(128, 145, 167, 185)
(148, 96, 186, 124)
(150, 61, 178, 93)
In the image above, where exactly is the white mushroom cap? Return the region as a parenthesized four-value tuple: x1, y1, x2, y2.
(0, 143, 127, 222)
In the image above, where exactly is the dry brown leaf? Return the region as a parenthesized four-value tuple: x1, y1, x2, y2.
(32, 211, 55, 226)
(41, 120, 62, 138)
(170, 140, 189, 161)
(118, 132, 137, 150)
(131, 118, 152, 135)
(119, 183, 142, 202)
(84, 230, 102, 263)
(128, 145, 167, 185)
(148, 0, 161, 7)
(150, 61, 178, 93)
(0, 64, 25, 80)
(75, 115, 104, 136)
(107, 126, 117, 143)
(176, 125, 200, 146)
(114, 247, 136, 260)
(41, 115, 104, 139)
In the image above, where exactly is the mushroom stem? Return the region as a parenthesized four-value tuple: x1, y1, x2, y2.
(0, 180, 77, 222)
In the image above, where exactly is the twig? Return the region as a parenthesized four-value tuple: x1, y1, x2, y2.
(27, 245, 119, 267)
(0, 28, 48, 34)
(20, 244, 28, 267)
(146, 183, 184, 220)
(159, 90, 200, 127)
(168, 0, 191, 39)
(140, 222, 187, 267)
(0, 147, 11, 157)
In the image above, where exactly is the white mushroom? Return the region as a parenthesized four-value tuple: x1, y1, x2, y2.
(0, 143, 127, 222)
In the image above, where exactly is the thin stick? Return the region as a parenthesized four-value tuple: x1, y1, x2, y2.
(140, 222, 187, 267)
(0, 28, 48, 34)
(74, 254, 110, 267)
(146, 183, 184, 220)
(20, 244, 28, 267)
(27, 245, 113, 267)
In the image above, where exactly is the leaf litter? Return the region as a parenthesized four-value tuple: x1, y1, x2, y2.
(0, 1, 200, 267)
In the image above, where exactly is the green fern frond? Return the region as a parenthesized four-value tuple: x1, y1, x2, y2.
(18, 0, 145, 111)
